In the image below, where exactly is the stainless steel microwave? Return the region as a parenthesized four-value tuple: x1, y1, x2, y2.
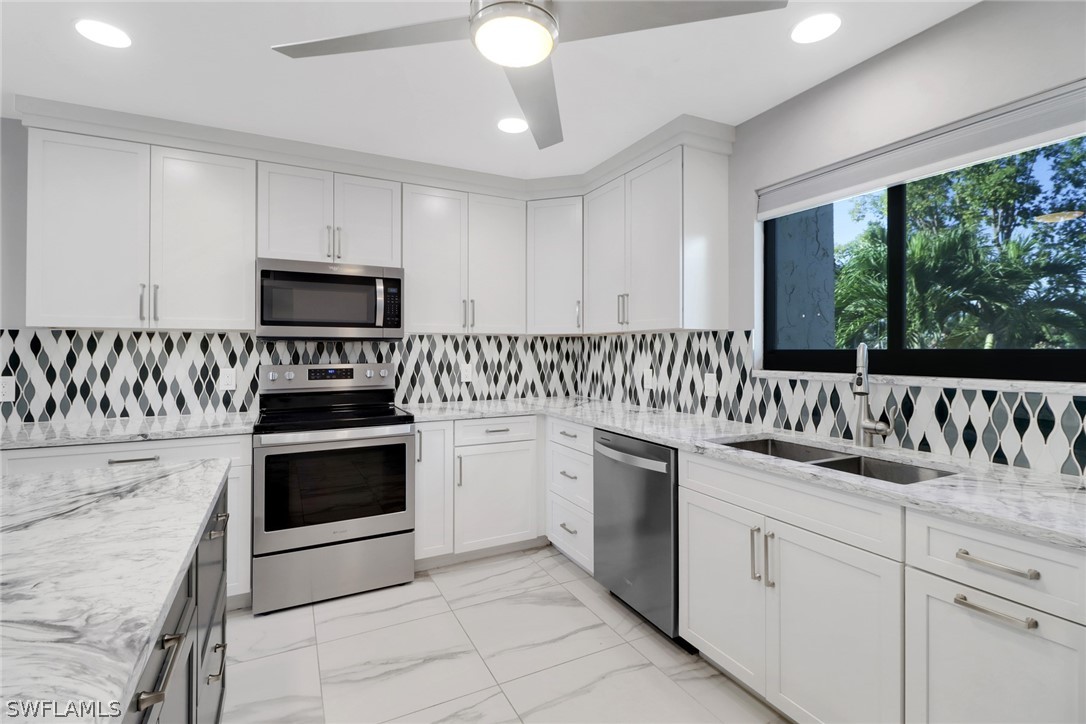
(256, 259, 403, 339)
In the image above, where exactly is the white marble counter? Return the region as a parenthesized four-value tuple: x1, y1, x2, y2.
(405, 397, 1086, 550)
(0, 411, 257, 450)
(1, 458, 231, 720)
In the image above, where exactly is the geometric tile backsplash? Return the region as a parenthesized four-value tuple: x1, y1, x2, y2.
(2, 327, 1083, 476)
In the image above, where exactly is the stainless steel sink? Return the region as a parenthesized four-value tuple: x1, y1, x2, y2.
(812, 455, 953, 485)
(712, 437, 846, 463)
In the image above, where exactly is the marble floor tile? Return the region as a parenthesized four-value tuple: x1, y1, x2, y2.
(455, 584, 623, 683)
(536, 552, 591, 584)
(312, 575, 449, 643)
(525, 544, 561, 563)
(630, 636, 785, 724)
(501, 644, 717, 723)
(317, 612, 496, 723)
(221, 645, 324, 724)
(226, 605, 316, 665)
(429, 552, 557, 609)
(562, 576, 652, 642)
(389, 686, 520, 724)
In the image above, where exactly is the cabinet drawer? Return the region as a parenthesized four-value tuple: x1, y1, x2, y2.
(546, 443, 593, 513)
(906, 511, 1086, 624)
(546, 418, 593, 455)
(3, 434, 252, 476)
(546, 493, 593, 573)
(197, 594, 227, 724)
(454, 416, 536, 446)
(197, 490, 228, 661)
(680, 452, 903, 559)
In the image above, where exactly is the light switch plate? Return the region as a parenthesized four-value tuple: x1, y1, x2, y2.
(704, 372, 718, 398)
(0, 376, 15, 403)
(642, 368, 655, 391)
(460, 361, 473, 384)
(218, 368, 236, 392)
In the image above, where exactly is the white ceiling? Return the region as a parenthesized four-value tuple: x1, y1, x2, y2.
(2, 1, 976, 179)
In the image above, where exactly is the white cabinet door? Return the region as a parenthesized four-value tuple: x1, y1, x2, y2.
(905, 568, 1086, 724)
(625, 147, 682, 331)
(333, 174, 401, 267)
(467, 194, 526, 335)
(527, 197, 583, 335)
(257, 162, 334, 262)
(403, 185, 469, 334)
(414, 422, 455, 561)
(226, 465, 252, 599)
(583, 177, 627, 334)
(26, 129, 150, 329)
(454, 440, 537, 553)
(678, 488, 767, 694)
(150, 147, 255, 331)
(765, 519, 903, 724)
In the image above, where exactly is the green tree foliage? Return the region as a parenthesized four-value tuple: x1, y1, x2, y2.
(834, 136, 1086, 349)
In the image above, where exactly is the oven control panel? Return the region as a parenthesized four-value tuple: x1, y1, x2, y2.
(309, 368, 354, 381)
(259, 363, 394, 392)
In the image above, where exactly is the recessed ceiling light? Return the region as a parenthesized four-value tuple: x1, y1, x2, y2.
(75, 19, 132, 49)
(498, 117, 529, 134)
(472, 2, 558, 68)
(1034, 210, 1084, 223)
(790, 13, 841, 44)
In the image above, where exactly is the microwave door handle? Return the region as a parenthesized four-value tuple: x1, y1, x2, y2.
(375, 278, 385, 327)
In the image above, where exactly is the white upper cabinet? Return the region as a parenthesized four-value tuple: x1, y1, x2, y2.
(258, 162, 401, 267)
(333, 173, 402, 267)
(583, 177, 626, 334)
(467, 194, 526, 335)
(527, 197, 583, 335)
(257, 162, 335, 263)
(626, 147, 682, 331)
(403, 185, 469, 335)
(26, 129, 150, 329)
(150, 147, 255, 330)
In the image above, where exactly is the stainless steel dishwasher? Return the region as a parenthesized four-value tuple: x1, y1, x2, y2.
(593, 429, 679, 637)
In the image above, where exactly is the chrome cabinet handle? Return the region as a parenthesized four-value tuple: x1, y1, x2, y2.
(139, 283, 147, 322)
(206, 643, 227, 684)
(485, 427, 510, 433)
(153, 284, 160, 322)
(108, 455, 160, 465)
(417, 430, 422, 462)
(207, 512, 230, 540)
(471, 299, 476, 328)
(462, 299, 467, 329)
(560, 522, 578, 535)
(617, 294, 622, 324)
(956, 549, 1040, 580)
(559, 470, 578, 480)
(764, 531, 775, 587)
(954, 594, 1038, 629)
(559, 430, 577, 439)
(335, 226, 342, 259)
(575, 300, 581, 329)
(623, 294, 630, 325)
(457, 455, 463, 487)
(326, 225, 333, 257)
(136, 632, 184, 711)
(750, 526, 762, 581)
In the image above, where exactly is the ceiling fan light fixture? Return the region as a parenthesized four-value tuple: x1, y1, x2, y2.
(498, 117, 529, 134)
(471, 1, 558, 68)
(75, 19, 131, 48)
(790, 13, 841, 44)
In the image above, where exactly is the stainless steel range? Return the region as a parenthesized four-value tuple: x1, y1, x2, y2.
(251, 363, 415, 614)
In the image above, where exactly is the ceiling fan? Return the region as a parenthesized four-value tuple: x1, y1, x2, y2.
(273, 1, 788, 150)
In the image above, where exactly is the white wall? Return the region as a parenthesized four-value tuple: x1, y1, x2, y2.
(728, 0, 1086, 332)
(1, 118, 28, 328)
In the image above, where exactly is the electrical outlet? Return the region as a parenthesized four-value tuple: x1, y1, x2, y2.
(0, 376, 14, 403)
(218, 368, 236, 392)
(704, 372, 718, 398)
(642, 368, 655, 391)
(460, 360, 473, 384)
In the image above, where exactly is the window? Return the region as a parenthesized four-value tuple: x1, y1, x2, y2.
(764, 136, 1086, 382)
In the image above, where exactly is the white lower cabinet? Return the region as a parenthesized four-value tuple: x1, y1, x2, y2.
(905, 567, 1086, 724)
(453, 440, 538, 553)
(413, 421, 455, 561)
(678, 486, 903, 724)
(546, 493, 593, 572)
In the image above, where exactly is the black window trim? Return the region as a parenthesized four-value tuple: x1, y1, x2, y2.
(762, 187, 1086, 383)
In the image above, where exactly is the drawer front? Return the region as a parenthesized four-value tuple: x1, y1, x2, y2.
(906, 511, 1086, 624)
(680, 452, 903, 559)
(127, 565, 195, 723)
(197, 595, 227, 724)
(197, 490, 228, 661)
(4, 434, 251, 476)
(454, 416, 537, 446)
(547, 493, 593, 573)
(546, 443, 594, 513)
(546, 418, 593, 455)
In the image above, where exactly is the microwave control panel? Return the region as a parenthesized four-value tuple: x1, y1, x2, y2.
(384, 281, 401, 328)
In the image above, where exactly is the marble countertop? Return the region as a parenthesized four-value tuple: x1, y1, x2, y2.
(404, 397, 1086, 550)
(0, 411, 258, 450)
(1, 458, 231, 719)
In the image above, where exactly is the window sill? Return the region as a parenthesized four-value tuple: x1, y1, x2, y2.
(753, 368, 1086, 396)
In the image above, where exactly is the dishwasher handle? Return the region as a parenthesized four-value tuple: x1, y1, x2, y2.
(594, 442, 669, 474)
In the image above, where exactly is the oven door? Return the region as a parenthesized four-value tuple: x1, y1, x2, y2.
(253, 425, 415, 556)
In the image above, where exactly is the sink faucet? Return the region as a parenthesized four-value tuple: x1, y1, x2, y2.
(853, 343, 892, 447)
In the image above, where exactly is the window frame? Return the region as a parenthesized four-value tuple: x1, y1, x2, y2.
(762, 185, 1086, 383)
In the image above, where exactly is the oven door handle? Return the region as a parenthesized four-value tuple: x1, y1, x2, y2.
(254, 424, 416, 448)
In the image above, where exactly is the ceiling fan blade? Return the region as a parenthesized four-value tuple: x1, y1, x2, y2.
(554, 0, 788, 43)
(273, 17, 468, 59)
(504, 58, 564, 150)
